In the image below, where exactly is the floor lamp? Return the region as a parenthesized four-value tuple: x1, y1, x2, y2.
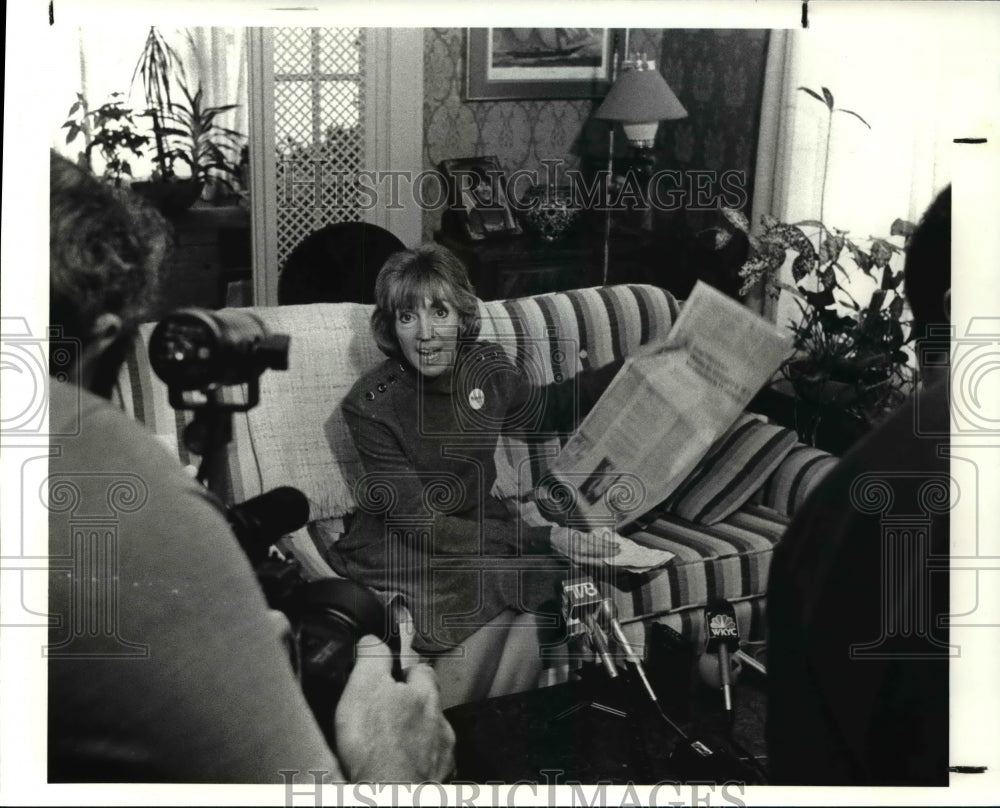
(593, 55, 688, 284)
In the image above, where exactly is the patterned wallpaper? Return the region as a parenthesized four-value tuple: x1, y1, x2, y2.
(653, 29, 771, 234)
(421, 28, 769, 241)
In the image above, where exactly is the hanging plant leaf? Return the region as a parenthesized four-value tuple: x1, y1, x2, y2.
(846, 241, 874, 275)
(738, 256, 771, 282)
(786, 224, 817, 256)
(819, 233, 844, 265)
(762, 242, 788, 271)
(889, 319, 905, 346)
(791, 252, 818, 282)
(819, 265, 837, 290)
(713, 229, 733, 250)
(760, 212, 780, 231)
(831, 261, 853, 283)
(797, 86, 827, 106)
(721, 207, 750, 234)
(888, 294, 905, 320)
(821, 87, 835, 109)
(803, 287, 836, 310)
(880, 266, 905, 291)
(870, 238, 894, 268)
(867, 288, 887, 314)
(791, 220, 827, 236)
(836, 108, 872, 129)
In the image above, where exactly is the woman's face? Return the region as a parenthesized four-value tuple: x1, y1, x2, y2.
(395, 296, 461, 378)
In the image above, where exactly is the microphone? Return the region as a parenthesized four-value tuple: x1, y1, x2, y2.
(705, 600, 741, 720)
(561, 576, 618, 679)
(227, 486, 311, 566)
(734, 648, 766, 677)
(595, 597, 703, 751)
(598, 598, 659, 705)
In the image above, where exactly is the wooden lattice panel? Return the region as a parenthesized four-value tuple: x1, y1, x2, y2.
(274, 28, 366, 270)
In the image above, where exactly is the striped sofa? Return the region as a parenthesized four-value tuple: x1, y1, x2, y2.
(115, 284, 836, 667)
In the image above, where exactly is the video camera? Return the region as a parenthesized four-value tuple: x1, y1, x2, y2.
(150, 307, 400, 748)
(149, 308, 290, 410)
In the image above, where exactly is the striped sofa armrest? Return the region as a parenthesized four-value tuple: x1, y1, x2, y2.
(751, 443, 838, 516)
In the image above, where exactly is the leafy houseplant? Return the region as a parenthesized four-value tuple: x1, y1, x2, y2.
(131, 76, 245, 212)
(712, 86, 917, 446)
(721, 208, 915, 441)
(130, 27, 245, 213)
(62, 92, 150, 187)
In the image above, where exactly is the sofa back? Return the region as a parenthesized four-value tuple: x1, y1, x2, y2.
(115, 284, 681, 524)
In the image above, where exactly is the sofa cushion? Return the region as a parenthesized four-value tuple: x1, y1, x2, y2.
(619, 501, 790, 621)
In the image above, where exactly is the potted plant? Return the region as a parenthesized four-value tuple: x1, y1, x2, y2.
(712, 206, 916, 445)
(61, 92, 150, 188)
(129, 27, 245, 214)
(709, 87, 919, 446)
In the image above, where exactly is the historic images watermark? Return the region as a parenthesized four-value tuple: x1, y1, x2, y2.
(844, 316, 1000, 658)
(1, 319, 80, 438)
(2, 319, 82, 635)
(279, 771, 748, 808)
(46, 472, 152, 659)
(276, 159, 750, 215)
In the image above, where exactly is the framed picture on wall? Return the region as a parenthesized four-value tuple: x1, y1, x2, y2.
(466, 28, 622, 100)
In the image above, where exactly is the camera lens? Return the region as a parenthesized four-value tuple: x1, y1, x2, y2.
(149, 308, 290, 390)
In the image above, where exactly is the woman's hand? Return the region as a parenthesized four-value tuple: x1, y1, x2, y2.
(549, 525, 622, 562)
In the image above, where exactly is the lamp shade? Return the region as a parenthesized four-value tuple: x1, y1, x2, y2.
(594, 64, 687, 147)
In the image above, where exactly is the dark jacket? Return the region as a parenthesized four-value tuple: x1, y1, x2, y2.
(329, 340, 620, 652)
(766, 378, 950, 784)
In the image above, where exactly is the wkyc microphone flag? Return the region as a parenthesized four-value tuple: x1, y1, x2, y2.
(706, 600, 740, 651)
(705, 600, 739, 717)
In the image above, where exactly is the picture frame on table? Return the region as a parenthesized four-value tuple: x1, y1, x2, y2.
(438, 155, 523, 242)
(466, 28, 622, 101)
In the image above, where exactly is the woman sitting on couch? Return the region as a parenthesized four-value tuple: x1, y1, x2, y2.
(327, 243, 623, 706)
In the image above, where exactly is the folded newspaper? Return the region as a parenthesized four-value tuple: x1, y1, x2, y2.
(539, 281, 794, 531)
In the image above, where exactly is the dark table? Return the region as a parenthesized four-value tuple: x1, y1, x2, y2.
(435, 227, 670, 302)
(444, 629, 768, 784)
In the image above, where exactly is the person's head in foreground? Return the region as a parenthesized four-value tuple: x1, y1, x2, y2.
(903, 184, 951, 387)
(49, 150, 170, 396)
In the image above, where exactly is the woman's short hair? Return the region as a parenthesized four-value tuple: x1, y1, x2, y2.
(370, 243, 481, 359)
